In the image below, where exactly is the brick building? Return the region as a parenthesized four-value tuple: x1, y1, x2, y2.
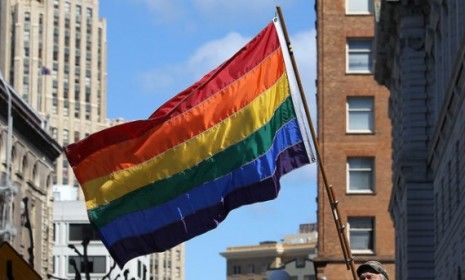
(314, 0, 395, 279)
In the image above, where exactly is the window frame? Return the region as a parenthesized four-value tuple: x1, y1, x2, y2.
(346, 0, 374, 15)
(347, 217, 375, 254)
(346, 38, 374, 74)
(346, 157, 375, 194)
(346, 96, 374, 134)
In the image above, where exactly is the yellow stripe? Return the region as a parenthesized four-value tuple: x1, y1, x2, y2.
(84, 74, 290, 209)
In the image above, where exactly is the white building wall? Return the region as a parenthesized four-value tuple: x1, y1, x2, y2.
(52, 200, 151, 280)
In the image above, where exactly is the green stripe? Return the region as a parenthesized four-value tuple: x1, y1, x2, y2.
(89, 96, 297, 228)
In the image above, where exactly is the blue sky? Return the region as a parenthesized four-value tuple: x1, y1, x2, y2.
(99, 1, 317, 279)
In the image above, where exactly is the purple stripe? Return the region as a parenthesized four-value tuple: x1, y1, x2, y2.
(106, 142, 309, 267)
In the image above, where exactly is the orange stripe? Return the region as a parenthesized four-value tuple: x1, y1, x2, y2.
(74, 49, 285, 184)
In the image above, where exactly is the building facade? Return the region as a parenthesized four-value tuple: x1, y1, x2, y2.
(221, 224, 317, 280)
(0, 0, 109, 193)
(52, 199, 152, 280)
(375, 1, 465, 278)
(149, 243, 185, 280)
(314, 0, 395, 279)
(0, 81, 61, 277)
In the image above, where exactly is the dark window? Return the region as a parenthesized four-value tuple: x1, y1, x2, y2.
(233, 265, 241, 274)
(68, 223, 99, 241)
(68, 256, 106, 274)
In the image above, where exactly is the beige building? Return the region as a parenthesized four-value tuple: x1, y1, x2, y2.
(221, 224, 317, 280)
(315, 0, 395, 279)
(0, 81, 61, 277)
(150, 244, 185, 280)
(0, 0, 109, 193)
(1, 1, 186, 279)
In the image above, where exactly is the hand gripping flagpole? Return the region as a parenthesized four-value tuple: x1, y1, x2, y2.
(275, 6, 358, 280)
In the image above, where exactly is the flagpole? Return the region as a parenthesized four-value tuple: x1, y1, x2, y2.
(275, 6, 358, 280)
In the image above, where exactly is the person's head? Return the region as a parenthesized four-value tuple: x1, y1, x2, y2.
(356, 261, 388, 280)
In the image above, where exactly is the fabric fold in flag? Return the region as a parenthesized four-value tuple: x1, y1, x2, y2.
(65, 19, 313, 268)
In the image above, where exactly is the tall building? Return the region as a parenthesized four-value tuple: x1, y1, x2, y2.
(52, 199, 152, 280)
(0, 81, 61, 277)
(220, 224, 317, 280)
(150, 244, 185, 280)
(0, 0, 108, 193)
(375, 1, 465, 278)
(314, 0, 395, 279)
(0, 2, 187, 279)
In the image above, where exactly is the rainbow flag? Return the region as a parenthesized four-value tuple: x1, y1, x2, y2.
(65, 20, 313, 267)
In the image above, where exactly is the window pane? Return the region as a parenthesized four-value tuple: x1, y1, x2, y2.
(350, 217, 373, 228)
(349, 171, 373, 190)
(69, 224, 100, 241)
(348, 52, 372, 71)
(349, 111, 373, 131)
(348, 40, 373, 72)
(348, 157, 372, 169)
(91, 256, 106, 273)
(351, 231, 373, 250)
(349, 97, 372, 109)
(348, 158, 374, 191)
(68, 256, 106, 274)
(347, 0, 372, 13)
(349, 217, 373, 251)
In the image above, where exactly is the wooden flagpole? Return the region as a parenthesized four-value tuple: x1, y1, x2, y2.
(275, 6, 358, 280)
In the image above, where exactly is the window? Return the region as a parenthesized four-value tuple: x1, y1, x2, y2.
(295, 258, 306, 268)
(248, 264, 255, 273)
(32, 163, 38, 184)
(62, 160, 69, 185)
(137, 260, 142, 277)
(346, 0, 373, 14)
(68, 256, 106, 274)
(347, 97, 374, 133)
(21, 155, 28, 175)
(68, 223, 100, 241)
(347, 157, 374, 193)
(348, 217, 374, 253)
(233, 265, 241, 274)
(53, 223, 57, 242)
(63, 129, 69, 146)
(74, 131, 80, 142)
(347, 39, 373, 73)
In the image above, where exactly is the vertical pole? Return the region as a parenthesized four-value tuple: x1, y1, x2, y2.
(275, 6, 358, 280)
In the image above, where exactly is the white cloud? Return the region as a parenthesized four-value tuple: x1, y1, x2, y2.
(137, 32, 249, 94)
(187, 32, 250, 79)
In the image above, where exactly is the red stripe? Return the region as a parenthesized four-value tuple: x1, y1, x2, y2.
(66, 22, 279, 167)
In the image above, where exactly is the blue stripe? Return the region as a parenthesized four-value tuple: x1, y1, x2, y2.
(98, 119, 304, 246)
